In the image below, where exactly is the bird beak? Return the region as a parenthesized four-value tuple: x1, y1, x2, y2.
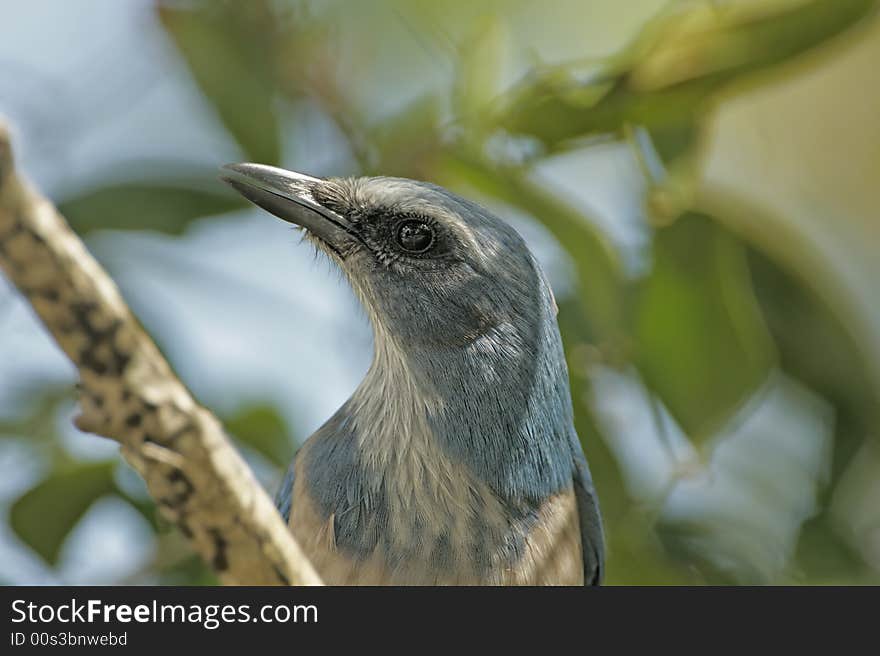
(219, 162, 352, 253)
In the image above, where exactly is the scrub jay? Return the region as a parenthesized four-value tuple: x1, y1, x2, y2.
(221, 163, 604, 585)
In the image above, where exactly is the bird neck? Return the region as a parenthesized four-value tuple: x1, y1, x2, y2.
(349, 300, 577, 501)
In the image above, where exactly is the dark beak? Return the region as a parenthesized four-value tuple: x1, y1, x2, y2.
(219, 163, 353, 253)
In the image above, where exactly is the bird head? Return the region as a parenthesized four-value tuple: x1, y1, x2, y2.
(220, 163, 558, 364)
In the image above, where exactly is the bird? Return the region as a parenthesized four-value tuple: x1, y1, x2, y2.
(220, 162, 604, 585)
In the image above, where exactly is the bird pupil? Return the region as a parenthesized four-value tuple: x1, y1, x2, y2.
(396, 220, 434, 253)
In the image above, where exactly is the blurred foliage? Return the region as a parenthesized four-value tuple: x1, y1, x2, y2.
(59, 172, 245, 235)
(10, 462, 117, 565)
(4, 0, 880, 584)
(498, 0, 877, 151)
(634, 213, 774, 441)
(438, 153, 624, 340)
(224, 404, 297, 469)
(158, 2, 284, 164)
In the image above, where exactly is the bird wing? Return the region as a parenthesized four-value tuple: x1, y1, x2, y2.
(275, 458, 297, 524)
(571, 436, 605, 585)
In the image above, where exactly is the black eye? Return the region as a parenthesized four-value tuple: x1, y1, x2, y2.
(395, 219, 435, 253)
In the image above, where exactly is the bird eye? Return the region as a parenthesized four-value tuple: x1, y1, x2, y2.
(395, 219, 435, 253)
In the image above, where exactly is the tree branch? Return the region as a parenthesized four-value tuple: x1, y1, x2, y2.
(0, 122, 322, 586)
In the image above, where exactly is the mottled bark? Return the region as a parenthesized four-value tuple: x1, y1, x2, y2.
(0, 122, 321, 586)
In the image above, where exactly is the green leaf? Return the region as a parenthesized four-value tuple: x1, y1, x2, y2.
(59, 180, 244, 235)
(498, 0, 878, 150)
(158, 1, 282, 163)
(224, 404, 295, 468)
(10, 461, 117, 565)
(634, 214, 775, 441)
